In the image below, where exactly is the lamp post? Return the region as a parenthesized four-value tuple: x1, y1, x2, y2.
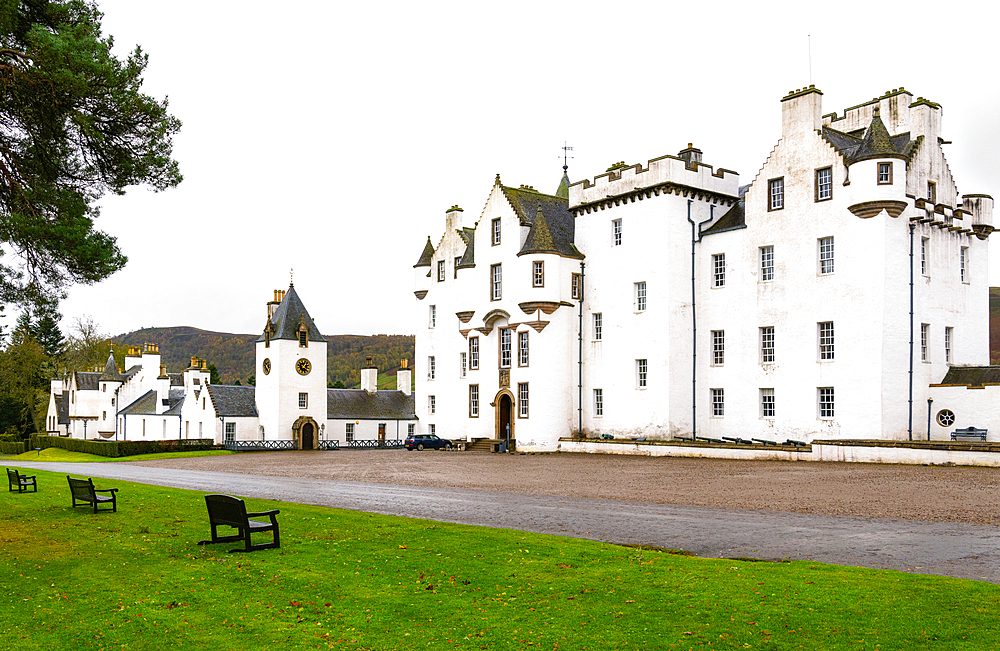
(927, 397, 933, 441)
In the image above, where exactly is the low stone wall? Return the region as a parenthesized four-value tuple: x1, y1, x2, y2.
(558, 438, 1000, 467)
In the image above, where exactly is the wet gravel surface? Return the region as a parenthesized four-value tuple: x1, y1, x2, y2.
(128, 450, 1000, 525)
(12, 451, 1000, 583)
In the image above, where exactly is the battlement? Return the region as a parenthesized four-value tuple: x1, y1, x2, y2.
(568, 148, 739, 209)
(822, 87, 941, 137)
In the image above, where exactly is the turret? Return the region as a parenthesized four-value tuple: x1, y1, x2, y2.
(964, 194, 995, 240)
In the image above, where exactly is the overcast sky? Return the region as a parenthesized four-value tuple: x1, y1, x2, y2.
(53, 0, 1000, 339)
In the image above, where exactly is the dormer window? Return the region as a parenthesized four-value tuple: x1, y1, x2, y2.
(299, 330, 308, 347)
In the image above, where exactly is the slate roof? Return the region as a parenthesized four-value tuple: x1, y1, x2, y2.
(169, 373, 183, 387)
(519, 206, 560, 255)
(164, 392, 185, 415)
(702, 184, 748, 235)
(99, 353, 121, 382)
(257, 284, 326, 344)
(501, 185, 583, 260)
(821, 109, 917, 164)
(56, 392, 69, 425)
(414, 236, 435, 267)
(122, 366, 141, 383)
(74, 371, 101, 391)
(457, 227, 476, 269)
(206, 385, 259, 417)
(120, 390, 158, 416)
(933, 366, 1000, 387)
(327, 389, 416, 420)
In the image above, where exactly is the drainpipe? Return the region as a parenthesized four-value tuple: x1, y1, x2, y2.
(578, 261, 585, 440)
(927, 397, 933, 441)
(686, 200, 715, 438)
(908, 222, 915, 441)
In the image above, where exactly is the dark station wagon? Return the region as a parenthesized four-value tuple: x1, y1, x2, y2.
(404, 434, 453, 451)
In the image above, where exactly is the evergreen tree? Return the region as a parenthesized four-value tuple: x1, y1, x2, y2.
(0, 0, 182, 308)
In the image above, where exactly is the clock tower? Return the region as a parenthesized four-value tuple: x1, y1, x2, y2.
(255, 284, 327, 449)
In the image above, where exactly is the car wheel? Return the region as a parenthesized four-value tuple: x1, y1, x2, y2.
(445, 444, 453, 451)
(417, 443, 424, 451)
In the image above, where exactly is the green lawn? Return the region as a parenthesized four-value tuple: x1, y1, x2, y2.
(2, 469, 998, 650)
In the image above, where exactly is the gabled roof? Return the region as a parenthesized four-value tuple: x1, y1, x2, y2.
(327, 389, 416, 420)
(702, 184, 749, 235)
(165, 391, 185, 415)
(206, 385, 259, 418)
(501, 184, 583, 260)
(414, 236, 435, 268)
(933, 366, 1000, 388)
(73, 371, 101, 391)
(120, 390, 158, 416)
(257, 284, 326, 343)
(519, 206, 560, 255)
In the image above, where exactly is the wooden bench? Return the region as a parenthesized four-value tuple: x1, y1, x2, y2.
(67, 476, 118, 513)
(951, 427, 988, 442)
(197, 494, 280, 553)
(7, 468, 37, 493)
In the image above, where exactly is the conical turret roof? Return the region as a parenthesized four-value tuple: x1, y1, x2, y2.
(414, 237, 434, 267)
(99, 352, 121, 382)
(257, 285, 326, 343)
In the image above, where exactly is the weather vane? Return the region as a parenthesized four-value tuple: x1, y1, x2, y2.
(561, 141, 574, 173)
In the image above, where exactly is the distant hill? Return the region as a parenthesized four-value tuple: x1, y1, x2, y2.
(115, 327, 414, 388)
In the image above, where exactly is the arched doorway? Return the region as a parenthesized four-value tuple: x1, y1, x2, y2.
(291, 416, 319, 450)
(302, 422, 315, 450)
(493, 389, 515, 451)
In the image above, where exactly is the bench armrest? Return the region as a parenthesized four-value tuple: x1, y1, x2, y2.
(247, 509, 280, 517)
(94, 488, 119, 494)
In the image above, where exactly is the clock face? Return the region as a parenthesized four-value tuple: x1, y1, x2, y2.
(296, 358, 312, 376)
(262, 358, 271, 375)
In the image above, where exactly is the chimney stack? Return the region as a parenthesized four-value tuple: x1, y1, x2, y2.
(397, 359, 411, 396)
(361, 361, 378, 393)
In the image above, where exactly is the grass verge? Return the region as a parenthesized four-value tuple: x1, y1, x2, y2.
(2, 469, 999, 649)
(5, 447, 233, 463)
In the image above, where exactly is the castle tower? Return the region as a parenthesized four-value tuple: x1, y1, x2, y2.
(255, 284, 328, 449)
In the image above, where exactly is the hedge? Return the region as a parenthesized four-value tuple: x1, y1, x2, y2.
(0, 441, 26, 455)
(29, 435, 215, 458)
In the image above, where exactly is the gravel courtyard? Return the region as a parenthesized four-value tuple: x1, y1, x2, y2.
(130, 450, 1000, 526)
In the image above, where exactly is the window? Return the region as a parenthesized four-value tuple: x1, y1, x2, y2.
(469, 338, 479, 370)
(593, 389, 603, 417)
(921, 323, 930, 362)
(429, 424, 435, 436)
(945, 326, 953, 364)
(454, 256, 461, 279)
(768, 177, 784, 210)
(761, 388, 775, 418)
(634, 282, 646, 312)
(760, 246, 774, 282)
(407, 423, 415, 437)
(819, 322, 834, 360)
(937, 409, 955, 427)
(460, 352, 467, 378)
(877, 162, 892, 185)
(518, 383, 529, 418)
(225, 422, 235, 442)
(612, 219, 622, 246)
(760, 326, 775, 364)
(961, 247, 968, 283)
(499, 328, 511, 368)
(437, 260, 445, 282)
(920, 238, 929, 276)
(593, 313, 602, 341)
(469, 385, 479, 417)
(491, 264, 502, 300)
(711, 388, 724, 417)
(346, 423, 354, 442)
(492, 218, 501, 245)
(927, 181, 937, 204)
(711, 330, 724, 365)
(819, 387, 835, 419)
(428, 395, 436, 415)
(572, 273, 582, 300)
(712, 254, 725, 287)
(533, 261, 544, 287)
(518, 330, 529, 366)
(429, 305, 436, 328)
(636, 359, 647, 388)
(298, 392, 308, 408)
(816, 167, 832, 201)
(427, 356, 436, 380)
(818, 237, 834, 275)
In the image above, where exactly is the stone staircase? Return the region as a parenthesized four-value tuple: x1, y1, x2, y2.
(466, 438, 502, 452)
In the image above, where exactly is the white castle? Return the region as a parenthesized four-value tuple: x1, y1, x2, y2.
(414, 87, 998, 451)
